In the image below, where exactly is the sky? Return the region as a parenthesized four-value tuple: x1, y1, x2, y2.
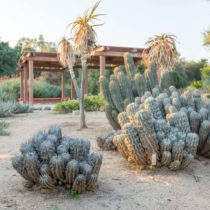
(0, 0, 210, 60)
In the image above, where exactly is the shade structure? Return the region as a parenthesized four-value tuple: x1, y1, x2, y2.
(18, 45, 144, 104)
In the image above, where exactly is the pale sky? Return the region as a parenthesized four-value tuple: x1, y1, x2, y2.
(0, 0, 210, 60)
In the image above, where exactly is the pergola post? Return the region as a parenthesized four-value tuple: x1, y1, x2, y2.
(20, 70, 24, 101)
(99, 56, 106, 76)
(28, 60, 34, 105)
(71, 80, 76, 99)
(61, 71, 65, 99)
(85, 67, 88, 95)
(23, 64, 28, 103)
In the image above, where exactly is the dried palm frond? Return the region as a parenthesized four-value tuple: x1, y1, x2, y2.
(57, 37, 75, 67)
(68, 1, 104, 56)
(144, 34, 179, 72)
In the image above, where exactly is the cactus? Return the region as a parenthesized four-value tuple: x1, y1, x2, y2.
(117, 71, 134, 102)
(66, 160, 79, 185)
(99, 76, 114, 107)
(134, 73, 147, 97)
(124, 52, 136, 79)
(12, 126, 102, 193)
(193, 89, 202, 112)
(96, 130, 120, 151)
(104, 104, 120, 130)
(198, 120, 210, 150)
(109, 76, 124, 112)
(72, 175, 86, 193)
(189, 111, 201, 133)
(145, 64, 158, 91)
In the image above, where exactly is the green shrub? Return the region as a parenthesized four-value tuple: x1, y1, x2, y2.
(0, 120, 9, 136)
(0, 102, 32, 117)
(53, 95, 105, 113)
(0, 79, 20, 101)
(0, 101, 16, 117)
(0, 78, 71, 101)
(190, 81, 203, 89)
(201, 66, 210, 87)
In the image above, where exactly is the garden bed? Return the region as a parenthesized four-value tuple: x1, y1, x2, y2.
(0, 111, 210, 209)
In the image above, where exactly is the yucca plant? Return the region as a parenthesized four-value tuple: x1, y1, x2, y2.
(143, 33, 179, 83)
(68, 1, 104, 129)
(57, 38, 80, 98)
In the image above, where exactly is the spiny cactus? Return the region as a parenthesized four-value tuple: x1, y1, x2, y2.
(101, 52, 159, 130)
(99, 85, 210, 170)
(12, 126, 103, 193)
(96, 130, 121, 151)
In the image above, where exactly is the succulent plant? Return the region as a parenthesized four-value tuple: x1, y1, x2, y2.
(99, 84, 210, 171)
(12, 126, 103, 193)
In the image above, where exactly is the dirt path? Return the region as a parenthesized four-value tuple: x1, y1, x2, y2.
(0, 111, 210, 210)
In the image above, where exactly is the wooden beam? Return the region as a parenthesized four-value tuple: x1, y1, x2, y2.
(23, 64, 28, 103)
(20, 70, 24, 101)
(61, 72, 65, 99)
(92, 51, 142, 58)
(100, 56, 106, 76)
(28, 60, 34, 105)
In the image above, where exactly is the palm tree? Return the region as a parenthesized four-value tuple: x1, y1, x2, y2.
(203, 29, 210, 48)
(57, 38, 80, 98)
(69, 1, 103, 129)
(143, 33, 179, 83)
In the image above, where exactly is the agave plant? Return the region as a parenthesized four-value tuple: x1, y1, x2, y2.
(143, 33, 179, 83)
(68, 1, 104, 129)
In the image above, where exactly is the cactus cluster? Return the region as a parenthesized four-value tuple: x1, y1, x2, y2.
(100, 53, 158, 130)
(99, 85, 210, 170)
(12, 126, 103, 193)
(96, 130, 121, 151)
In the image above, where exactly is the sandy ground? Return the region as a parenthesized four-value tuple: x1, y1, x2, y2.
(1, 111, 210, 210)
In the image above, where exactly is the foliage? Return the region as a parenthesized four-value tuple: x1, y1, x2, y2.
(144, 33, 179, 72)
(0, 121, 9, 136)
(0, 101, 32, 117)
(201, 66, 210, 86)
(175, 59, 208, 82)
(53, 95, 105, 113)
(203, 28, 210, 48)
(16, 34, 56, 53)
(0, 78, 72, 101)
(0, 41, 20, 76)
(161, 69, 189, 90)
(69, 1, 104, 56)
(69, 190, 80, 199)
(190, 81, 203, 89)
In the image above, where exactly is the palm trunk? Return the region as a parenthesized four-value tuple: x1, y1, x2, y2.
(68, 63, 80, 99)
(79, 56, 87, 129)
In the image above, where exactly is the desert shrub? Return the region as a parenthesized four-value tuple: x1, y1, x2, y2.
(0, 101, 16, 117)
(0, 120, 9, 136)
(0, 78, 72, 101)
(190, 81, 203, 89)
(0, 102, 32, 117)
(0, 78, 20, 101)
(53, 96, 105, 113)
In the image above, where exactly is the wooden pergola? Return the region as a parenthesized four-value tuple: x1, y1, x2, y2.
(18, 45, 144, 104)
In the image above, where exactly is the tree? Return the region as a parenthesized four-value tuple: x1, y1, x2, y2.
(58, 1, 103, 129)
(203, 29, 210, 49)
(57, 38, 80, 98)
(0, 41, 20, 76)
(143, 33, 179, 83)
(16, 35, 56, 53)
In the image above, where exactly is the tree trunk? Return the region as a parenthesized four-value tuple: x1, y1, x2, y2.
(79, 56, 88, 129)
(68, 63, 80, 99)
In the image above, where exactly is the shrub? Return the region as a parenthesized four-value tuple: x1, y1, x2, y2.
(0, 78, 20, 101)
(53, 96, 105, 113)
(0, 78, 71, 101)
(190, 81, 203, 89)
(0, 102, 32, 117)
(0, 120, 9, 136)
